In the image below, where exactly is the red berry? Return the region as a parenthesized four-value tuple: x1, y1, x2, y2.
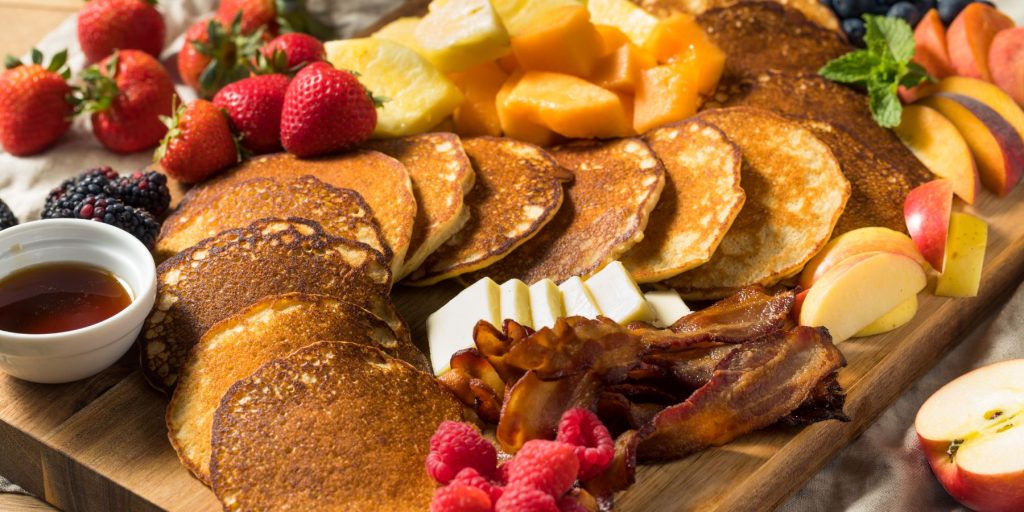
(77, 0, 165, 63)
(280, 62, 378, 157)
(177, 17, 264, 98)
(215, 0, 277, 35)
(426, 421, 498, 484)
(555, 409, 614, 481)
(259, 33, 325, 72)
(451, 467, 504, 504)
(213, 74, 289, 154)
(507, 440, 579, 497)
(495, 484, 559, 512)
(430, 483, 492, 512)
(83, 50, 178, 154)
(156, 99, 239, 184)
(0, 52, 72, 156)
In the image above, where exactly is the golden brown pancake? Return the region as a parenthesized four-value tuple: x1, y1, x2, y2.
(637, 0, 840, 32)
(154, 176, 389, 263)
(183, 151, 415, 277)
(406, 136, 567, 285)
(139, 219, 402, 393)
(167, 293, 428, 484)
(210, 341, 462, 512)
(622, 120, 745, 283)
(664, 108, 850, 299)
(468, 138, 665, 284)
(365, 134, 475, 280)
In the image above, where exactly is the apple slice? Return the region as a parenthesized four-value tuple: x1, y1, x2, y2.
(935, 212, 988, 298)
(799, 252, 927, 343)
(800, 227, 927, 289)
(916, 359, 1024, 512)
(921, 93, 1024, 197)
(894, 105, 979, 204)
(853, 295, 918, 338)
(904, 179, 953, 272)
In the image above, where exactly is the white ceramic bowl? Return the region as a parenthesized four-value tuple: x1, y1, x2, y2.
(0, 219, 156, 383)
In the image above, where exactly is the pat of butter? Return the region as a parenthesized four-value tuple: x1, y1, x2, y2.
(584, 261, 655, 324)
(529, 279, 564, 329)
(500, 279, 533, 328)
(644, 289, 690, 327)
(559, 276, 601, 318)
(426, 277, 500, 375)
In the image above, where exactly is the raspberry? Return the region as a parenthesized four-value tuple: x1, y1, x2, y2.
(494, 462, 511, 486)
(42, 167, 119, 219)
(495, 484, 559, 512)
(113, 170, 171, 217)
(427, 421, 498, 484)
(451, 467, 503, 504)
(73, 195, 160, 249)
(556, 408, 614, 481)
(0, 198, 17, 231)
(430, 483, 492, 512)
(507, 440, 579, 497)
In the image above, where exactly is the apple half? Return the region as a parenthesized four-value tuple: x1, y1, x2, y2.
(916, 359, 1024, 512)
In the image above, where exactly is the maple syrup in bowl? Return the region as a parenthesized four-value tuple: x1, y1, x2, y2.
(0, 219, 157, 383)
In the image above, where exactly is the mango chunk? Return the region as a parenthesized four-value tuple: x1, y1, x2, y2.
(451, 61, 509, 136)
(642, 13, 724, 94)
(415, 0, 511, 72)
(370, 17, 424, 54)
(634, 62, 698, 133)
(595, 24, 631, 55)
(671, 44, 725, 95)
(505, 71, 634, 139)
(325, 38, 464, 137)
(510, 4, 604, 77)
(496, 72, 559, 146)
(590, 42, 656, 93)
(492, 0, 585, 36)
(588, 0, 658, 46)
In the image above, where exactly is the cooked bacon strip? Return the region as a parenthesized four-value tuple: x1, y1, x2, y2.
(635, 326, 845, 462)
(641, 343, 738, 390)
(782, 373, 849, 425)
(496, 371, 602, 453)
(438, 349, 506, 423)
(583, 430, 640, 499)
(472, 320, 532, 383)
(504, 317, 643, 382)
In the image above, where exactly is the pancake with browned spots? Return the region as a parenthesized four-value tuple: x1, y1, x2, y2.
(182, 151, 415, 277)
(139, 219, 402, 393)
(665, 108, 849, 299)
(637, 0, 840, 31)
(365, 134, 475, 280)
(623, 120, 744, 283)
(405, 136, 567, 285)
(167, 293, 427, 484)
(468, 138, 665, 284)
(210, 341, 462, 512)
(154, 176, 389, 263)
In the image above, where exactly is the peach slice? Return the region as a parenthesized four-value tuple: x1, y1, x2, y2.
(901, 9, 956, 103)
(921, 93, 1024, 197)
(946, 3, 1015, 82)
(989, 27, 1024, 107)
(904, 179, 953, 273)
(935, 212, 988, 298)
(800, 227, 927, 289)
(921, 77, 1024, 147)
(894, 104, 979, 204)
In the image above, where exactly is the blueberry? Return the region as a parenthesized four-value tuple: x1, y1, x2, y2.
(832, 0, 859, 18)
(843, 17, 867, 46)
(916, 0, 936, 14)
(938, 0, 973, 25)
(857, 0, 891, 14)
(889, 1, 923, 26)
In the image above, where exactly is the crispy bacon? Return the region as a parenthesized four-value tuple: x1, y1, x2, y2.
(782, 373, 849, 425)
(437, 350, 507, 423)
(504, 317, 643, 382)
(496, 371, 602, 452)
(583, 430, 640, 499)
(635, 326, 846, 462)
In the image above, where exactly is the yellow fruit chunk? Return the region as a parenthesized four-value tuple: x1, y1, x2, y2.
(594, 24, 631, 55)
(451, 61, 508, 136)
(590, 42, 656, 93)
(497, 52, 519, 73)
(325, 38, 464, 137)
(588, 0, 658, 46)
(854, 295, 918, 337)
(634, 62, 698, 133)
(415, 0, 511, 72)
(492, 0, 585, 36)
(510, 4, 604, 77)
(503, 71, 634, 139)
(935, 212, 988, 297)
(496, 72, 558, 146)
(370, 17, 424, 54)
(642, 13, 725, 94)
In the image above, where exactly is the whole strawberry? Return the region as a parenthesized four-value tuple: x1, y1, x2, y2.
(255, 32, 325, 74)
(177, 16, 263, 98)
(76, 50, 177, 153)
(213, 73, 289, 154)
(215, 0, 277, 35)
(280, 62, 378, 157)
(0, 50, 73, 156)
(156, 100, 240, 183)
(76, 0, 165, 63)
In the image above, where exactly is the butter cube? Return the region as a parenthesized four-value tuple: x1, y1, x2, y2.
(644, 289, 690, 327)
(559, 276, 601, 318)
(500, 279, 533, 328)
(416, 0, 511, 72)
(529, 279, 564, 329)
(426, 277, 500, 375)
(584, 261, 655, 324)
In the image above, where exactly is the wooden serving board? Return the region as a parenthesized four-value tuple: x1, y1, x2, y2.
(3, 5, 1024, 512)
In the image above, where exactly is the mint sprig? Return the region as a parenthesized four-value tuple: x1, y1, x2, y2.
(819, 15, 932, 128)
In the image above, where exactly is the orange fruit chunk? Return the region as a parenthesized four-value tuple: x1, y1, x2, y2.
(510, 4, 604, 77)
(451, 61, 509, 136)
(634, 62, 698, 133)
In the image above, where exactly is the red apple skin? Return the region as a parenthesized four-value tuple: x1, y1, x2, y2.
(904, 179, 953, 272)
(919, 435, 1024, 512)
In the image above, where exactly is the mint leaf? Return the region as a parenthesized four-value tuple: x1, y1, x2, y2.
(900, 61, 932, 89)
(868, 80, 901, 128)
(864, 15, 915, 63)
(819, 51, 880, 84)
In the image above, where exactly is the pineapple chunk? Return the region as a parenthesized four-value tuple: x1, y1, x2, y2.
(415, 0, 511, 72)
(493, 0, 586, 36)
(325, 38, 464, 137)
(588, 0, 658, 46)
(370, 17, 425, 55)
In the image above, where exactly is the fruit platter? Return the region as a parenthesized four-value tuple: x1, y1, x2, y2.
(2, 0, 1024, 510)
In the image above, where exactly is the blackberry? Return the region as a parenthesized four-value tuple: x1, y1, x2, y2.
(42, 167, 119, 219)
(73, 195, 160, 249)
(0, 198, 17, 231)
(113, 171, 171, 217)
